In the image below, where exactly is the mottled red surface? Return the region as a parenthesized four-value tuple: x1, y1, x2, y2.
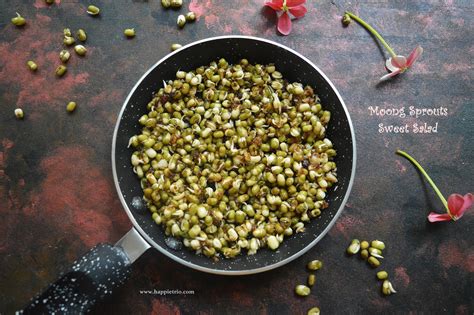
(0, 0, 473, 314)
(438, 240, 474, 273)
(394, 267, 410, 288)
(36, 146, 129, 247)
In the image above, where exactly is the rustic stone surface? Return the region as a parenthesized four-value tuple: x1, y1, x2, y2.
(0, 0, 472, 314)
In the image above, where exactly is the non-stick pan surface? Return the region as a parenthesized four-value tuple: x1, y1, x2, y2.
(112, 35, 356, 275)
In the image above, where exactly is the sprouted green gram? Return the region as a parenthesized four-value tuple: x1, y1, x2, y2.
(307, 260, 323, 271)
(129, 59, 337, 259)
(295, 284, 311, 296)
(14, 108, 24, 119)
(74, 45, 87, 56)
(27, 61, 38, 71)
(177, 15, 186, 28)
(59, 50, 71, 63)
(87, 5, 100, 16)
(170, 0, 183, 8)
(124, 28, 136, 38)
(66, 101, 77, 112)
(77, 29, 87, 42)
(55, 65, 67, 77)
(376, 271, 388, 280)
(185, 12, 196, 22)
(170, 43, 182, 51)
(11, 12, 26, 26)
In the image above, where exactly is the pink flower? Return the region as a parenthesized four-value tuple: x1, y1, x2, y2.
(397, 150, 472, 224)
(380, 46, 423, 81)
(264, 0, 307, 35)
(428, 193, 474, 222)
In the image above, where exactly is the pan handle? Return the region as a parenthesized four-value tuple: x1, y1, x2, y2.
(22, 228, 151, 314)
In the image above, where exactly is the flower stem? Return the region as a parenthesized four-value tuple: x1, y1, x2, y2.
(396, 150, 450, 215)
(345, 11, 397, 58)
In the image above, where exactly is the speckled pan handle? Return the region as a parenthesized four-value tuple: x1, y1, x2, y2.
(22, 244, 132, 314)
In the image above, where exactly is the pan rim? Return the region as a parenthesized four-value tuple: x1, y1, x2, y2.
(112, 35, 357, 275)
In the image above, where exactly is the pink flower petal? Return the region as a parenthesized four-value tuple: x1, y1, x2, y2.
(385, 58, 400, 72)
(447, 194, 465, 216)
(277, 11, 292, 35)
(427, 212, 452, 222)
(264, 0, 283, 11)
(286, 0, 306, 7)
(406, 46, 423, 67)
(448, 193, 473, 219)
(379, 68, 401, 81)
(391, 55, 407, 69)
(289, 4, 307, 18)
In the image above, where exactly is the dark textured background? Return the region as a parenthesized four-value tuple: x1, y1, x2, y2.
(1, 0, 473, 314)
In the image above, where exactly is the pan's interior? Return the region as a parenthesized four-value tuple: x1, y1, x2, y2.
(114, 37, 354, 273)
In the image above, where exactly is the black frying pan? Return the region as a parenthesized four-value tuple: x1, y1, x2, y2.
(23, 36, 356, 313)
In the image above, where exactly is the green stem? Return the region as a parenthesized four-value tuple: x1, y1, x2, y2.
(396, 150, 450, 215)
(345, 11, 397, 58)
